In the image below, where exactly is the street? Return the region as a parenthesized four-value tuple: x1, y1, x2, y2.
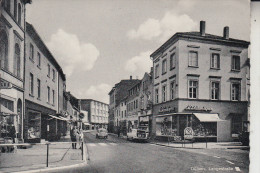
(46, 132, 249, 173)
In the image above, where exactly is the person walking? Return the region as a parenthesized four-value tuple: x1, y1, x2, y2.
(117, 126, 121, 138)
(70, 126, 77, 149)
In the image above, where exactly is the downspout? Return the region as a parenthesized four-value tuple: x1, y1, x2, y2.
(22, 2, 26, 140)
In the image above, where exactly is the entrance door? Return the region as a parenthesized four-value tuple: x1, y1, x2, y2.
(41, 114, 47, 140)
(179, 115, 187, 137)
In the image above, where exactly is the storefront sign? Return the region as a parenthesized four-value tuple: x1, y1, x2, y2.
(184, 127, 194, 139)
(184, 105, 212, 112)
(158, 106, 176, 113)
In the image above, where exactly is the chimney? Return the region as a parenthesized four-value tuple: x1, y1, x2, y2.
(200, 21, 206, 36)
(223, 26, 229, 39)
(130, 76, 132, 80)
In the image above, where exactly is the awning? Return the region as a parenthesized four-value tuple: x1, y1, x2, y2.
(193, 113, 224, 122)
(0, 105, 17, 116)
(48, 114, 65, 121)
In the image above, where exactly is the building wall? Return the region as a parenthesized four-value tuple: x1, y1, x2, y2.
(24, 32, 58, 112)
(58, 74, 66, 113)
(0, 1, 27, 138)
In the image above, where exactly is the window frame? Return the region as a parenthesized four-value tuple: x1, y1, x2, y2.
(29, 43, 34, 61)
(37, 52, 41, 68)
(0, 30, 9, 70)
(47, 86, 50, 103)
(155, 88, 159, 104)
(210, 53, 220, 69)
(52, 69, 55, 82)
(162, 59, 167, 75)
(52, 89, 55, 105)
(155, 64, 159, 78)
(210, 80, 220, 100)
(170, 53, 176, 70)
(162, 85, 167, 102)
(170, 81, 175, 100)
(29, 73, 34, 96)
(188, 79, 198, 99)
(188, 51, 198, 67)
(47, 64, 50, 77)
(231, 55, 240, 71)
(231, 82, 241, 101)
(37, 79, 41, 99)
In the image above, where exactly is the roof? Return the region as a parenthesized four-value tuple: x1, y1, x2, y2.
(108, 79, 140, 95)
(79, 99, 109, 106)
(151, 31, 250, 58)
(26, 22, 66, 81)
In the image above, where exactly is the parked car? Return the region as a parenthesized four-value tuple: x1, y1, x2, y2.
(127, 128, 149, 142)
(96, 128, 108, 139)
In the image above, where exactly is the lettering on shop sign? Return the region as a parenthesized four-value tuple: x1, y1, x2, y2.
(158, 106, 176, 113)
(184, 105, 212, 112)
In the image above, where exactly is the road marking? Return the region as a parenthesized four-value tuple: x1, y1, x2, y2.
(88, 143, 96, 147)
(226, 160, 235, 165)
(99, 143, 108, 146)
(213, 156, 221, 158)
(235, 167, 241, 172)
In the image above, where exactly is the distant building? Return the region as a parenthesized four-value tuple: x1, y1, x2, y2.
(80, 99, 108, 130)
(108, 76, 140, 133)
(150, 21, 250, 142)
(23, 23, 66, 142)
(0, 0, 31, 139)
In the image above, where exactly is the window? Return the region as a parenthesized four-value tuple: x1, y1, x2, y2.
(155, 89, 159, 104)
(141, 96, 144, 109)
(188, 80, 198, 99)
(14, 0, 17, 20)
(231, 115, 242, 134)
(47, 64, 50, 77)
(6, 0, 10, 12)
(162, 85, 167, 102)
(0, 30, 8, 70)
(1, 98, 14, 111)
(18, 3, 21, 25)
(155, 64, 159, 78)
(211, 53, 220, 69)
(170, 81, 175, 100)
(231, 56, 240, 71)
(29, 73, 34, 95)
(188, 51, 198, 67)
(136, 99, 138, 108)
(211, 81, 220, 100)
(52, 69, 55, 81)
(47, 86, 50, 103)
(29, 43, 34, 60)
(14, 43, 20, 77)
(37, 52, 41, 67)
(52, 90, 55, 105)
(231, 82, 240, 101)
(170, 53, 176, 69)
(37, 79, 41, 99)
(162, 59, 167, 74)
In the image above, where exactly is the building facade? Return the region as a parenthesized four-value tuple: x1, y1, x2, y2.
(80, 99, 108, 130)
(23, 23, 66, 142)
(0, 0, 31, 139)
(150, 21, 250, 142)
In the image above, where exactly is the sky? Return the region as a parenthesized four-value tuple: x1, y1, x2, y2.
(26, 0, 250, 104)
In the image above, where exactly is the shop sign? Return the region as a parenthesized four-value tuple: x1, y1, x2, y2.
(158, 106, 176, 113)
(0, 79, 12, 89)
(184, 105, 212, 112)
(184, 127, 194, 139)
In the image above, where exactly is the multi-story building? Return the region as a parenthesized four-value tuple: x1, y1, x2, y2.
(138, 71, 153, 136)
(23, 23, 66, 142)
(150, 21, 250, 142)
(126, 81, 141, 130)
(108, 77, 140, 133)
(0, 0, 31, 139)
(80, 99, 108, 130)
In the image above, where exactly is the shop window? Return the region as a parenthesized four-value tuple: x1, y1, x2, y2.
(27, 110, 41, 139)
(231, 116, 242, 134)
(162, 59, 167, 74)
(155, 88, 159, 104)
(0, 30, 9, 70)
(211, 81, 220, 100)
(170, 81, 175, 100)
(231, 82, 240, 101)
(211, 53, 220, 69)
(29, 73, 34, 96)
(188, 80, 198, 99)
(231, 55, 240, 71)
(13, 43, 21, 77)
(156, 116, 172, 136)
(188, 51, 198, 67)
(170, 53, 176, 70)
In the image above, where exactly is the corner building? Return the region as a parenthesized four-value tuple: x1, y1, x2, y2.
(151, 21, 250, 142)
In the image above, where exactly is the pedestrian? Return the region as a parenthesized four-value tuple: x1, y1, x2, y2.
(70, 126, 77, 149)
(78, 128, 83, 149)
(118, 126, 121, 137)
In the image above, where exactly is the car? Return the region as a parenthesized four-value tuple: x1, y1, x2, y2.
(127, 128, 149, 142)
(96, 128, 108, 139)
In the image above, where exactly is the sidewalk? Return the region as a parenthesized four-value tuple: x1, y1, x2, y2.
(150, 140, 250, 150)
(0, 136, 87, 173)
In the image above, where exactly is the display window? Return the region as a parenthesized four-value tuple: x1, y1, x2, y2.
(156, 116, 172, 136)
(0, 115, 15, 137)
(27, 110, 41, 139)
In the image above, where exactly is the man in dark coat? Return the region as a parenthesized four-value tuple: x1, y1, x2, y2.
(70, 126, 77, 149)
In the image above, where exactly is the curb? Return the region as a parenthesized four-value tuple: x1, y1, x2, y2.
(11, 142, 88, 173)
(149, 142, 250, 150)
